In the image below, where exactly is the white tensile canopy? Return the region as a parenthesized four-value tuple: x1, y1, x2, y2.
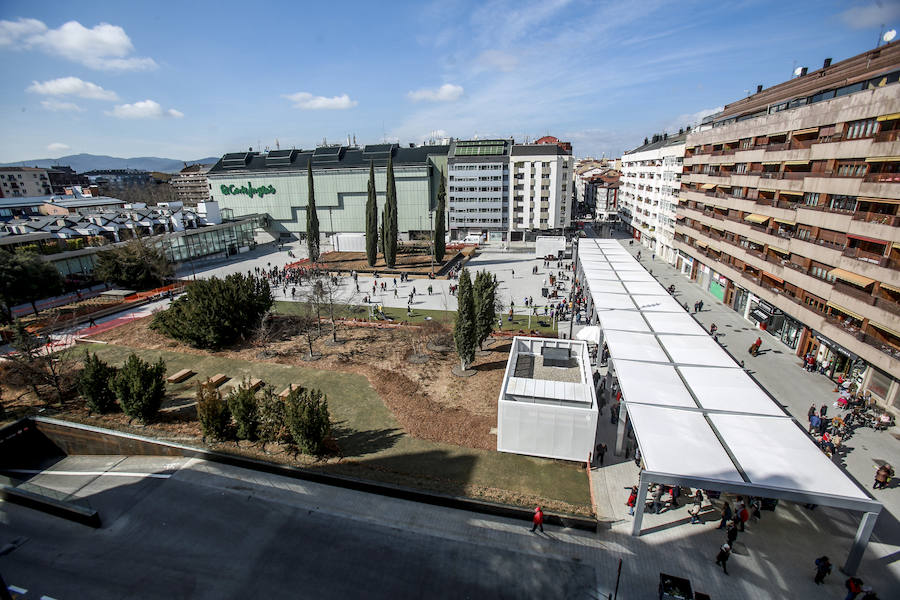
(577, 238, 881, 575)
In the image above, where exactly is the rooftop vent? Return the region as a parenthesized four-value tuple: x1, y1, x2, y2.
(221, 152, 253, 169)
(800, 67, 808, 76)
(756, 84, 763, 93)
(823, 57, 832, 68)
(265, 149, 297, 167)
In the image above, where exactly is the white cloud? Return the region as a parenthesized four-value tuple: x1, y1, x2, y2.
(0, 18, 157, 71)
(47, 142, 70, 153)
(840, 2, 900, 29)
(108, 99, 184, 119)
(27, 76, 119, 100)
(408, 83, 464, 102)
(474, 50, 518, 73)
(666, 106, 724, 132)
(0, 17, 46, 45)
(282, 92, 357, 110)
(41, 99, 85, 112)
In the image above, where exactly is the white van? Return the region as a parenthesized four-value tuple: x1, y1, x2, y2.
(462, 234, 481, 245)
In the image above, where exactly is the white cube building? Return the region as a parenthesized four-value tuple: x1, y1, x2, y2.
(497, 337, 599, 462)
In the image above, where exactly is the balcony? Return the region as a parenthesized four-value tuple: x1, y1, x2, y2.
(842, 246, 890, 267)
(874, 130, 900, 143)
(852, 211, 899, 226)
(864, 172, 900, 183)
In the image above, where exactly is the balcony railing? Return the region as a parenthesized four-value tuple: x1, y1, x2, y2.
(842, 246, 890, 266)
(851, 211, 899, 226)
(874, 130, 900, 143)
(833, 281, 877, 306)
(864, 172, 900, 183)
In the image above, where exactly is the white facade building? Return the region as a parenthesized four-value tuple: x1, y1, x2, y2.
(509, 144, 573, 237)
(618, 134, 686, 264)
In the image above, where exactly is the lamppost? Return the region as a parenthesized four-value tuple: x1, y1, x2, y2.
(568, 234, 580, 340)
(429, 209, 434, 273)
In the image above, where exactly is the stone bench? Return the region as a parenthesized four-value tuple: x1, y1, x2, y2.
(205, 373, 229, 388)
(166, 368, 196, 384)
(279, 384, 301, 399)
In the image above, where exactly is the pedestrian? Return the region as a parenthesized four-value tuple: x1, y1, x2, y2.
(845, 576, 864, 600)
(710, 323, 718, 337)
(820, 403, 828, 418)
(531, 506, 544, 533)
(717, 501, 732, 529)
(651, 484, 664, 514)
(814, 556, 832, 584)
(874, 464, 893, 489)
(715, 543, 731, 575)
(736, 502, 749, 532)
(698, 300, 704, 311)
(626, 485, 638, 515)
(428, 284, 433, 296)
(511, 269, 515, 279)
(726, 521, 739, 547)
(693, 301, 699, 313)
(595, 442, 607, 466)
(808, 404, 817, 420)
(394, 288, 398, 298)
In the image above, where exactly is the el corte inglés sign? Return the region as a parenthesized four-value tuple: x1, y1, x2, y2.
(220, 181, 276, 198)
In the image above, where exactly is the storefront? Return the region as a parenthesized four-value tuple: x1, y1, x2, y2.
(770, 313, 804, 350)
(733, 286, 749, 318)
(676, 250, 693, 277)
(814, 333, 864, 380)
(708, 271, 728, 302)
(697, 262, 712, 290)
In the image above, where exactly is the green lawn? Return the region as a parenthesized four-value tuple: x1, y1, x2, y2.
(273, 301, 558, 335)
(79, 343, 589, 512)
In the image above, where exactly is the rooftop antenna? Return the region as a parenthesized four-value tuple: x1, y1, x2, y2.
(275, 138, 280, 150)
(882, 28, 897, 47)
(793, 66, 803, 78)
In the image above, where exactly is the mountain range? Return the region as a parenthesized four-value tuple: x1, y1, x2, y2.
(0, 153, 220, 174)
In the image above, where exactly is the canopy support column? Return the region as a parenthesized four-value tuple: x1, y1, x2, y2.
(631, 470, 649, 536)
(615, 402, 628, 456)
(843, 511, 878, 575)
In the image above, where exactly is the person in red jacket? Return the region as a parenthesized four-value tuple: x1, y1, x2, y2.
(531, 506, 544, 533)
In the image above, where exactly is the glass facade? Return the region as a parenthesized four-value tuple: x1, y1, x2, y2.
(162, 219, 257, 263)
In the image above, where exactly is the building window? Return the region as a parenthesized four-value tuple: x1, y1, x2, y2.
(846, 118, 878, 140)
(835, 161, 868, 177)
(829, 195, 857, 212)
(803, 192, 820, 207)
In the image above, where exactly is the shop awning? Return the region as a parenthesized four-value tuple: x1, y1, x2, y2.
(773, 217, 796, 225)
(695, 240, 708, 248)
(717, 184, 732, 190)
(793, 127, 818, 135)
(826, 301, 864, 321)
(779, 190, 804, 196)
(846, 233, 887, 245)
(876, 113, 900, 122)
(880, 281, 900, 293)
(769, 245, 790, 255)
(829, 268, 875, 287)
(701, 183, 716, 190)
(719, 162, 735, 166)
(744, 213, 770, 224)
(893, 242, 900, 251)
(784, 160, 810, 165)
(759, 188, 776, 192)
(870, 321, 900, 339)
(761, 161, 781, 165)
(865, 156, 900, 163)
(762, 271, 784, 284)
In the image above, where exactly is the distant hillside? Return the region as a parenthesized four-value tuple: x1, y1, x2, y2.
(0, 153, 220, 174)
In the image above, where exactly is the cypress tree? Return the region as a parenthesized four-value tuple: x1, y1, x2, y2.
(473, 270, 496, 349)
(307, 158, 320, 263)
(384, 153, 398, 268)
(365, 160, 378, 266)
(434, 168, 446, 263)
(453, 269, 477, 371)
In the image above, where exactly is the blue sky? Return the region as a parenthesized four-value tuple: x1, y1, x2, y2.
(0, 0, 897, 162)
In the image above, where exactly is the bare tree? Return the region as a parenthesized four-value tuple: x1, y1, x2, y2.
(5, 319, 80, 405)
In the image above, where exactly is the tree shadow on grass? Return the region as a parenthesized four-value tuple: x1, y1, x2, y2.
(473, 359, 508, 372)
(332, 424, 403, 458)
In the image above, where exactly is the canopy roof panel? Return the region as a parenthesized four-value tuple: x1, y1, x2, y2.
(658, 335, 738, 366)
(596, 309, 652, 333)
(627, 404, 744, 483)
(603, 330, 668, 362)
(678, 366, 784, 416)
(623, 281, 668, 295)
(643, 312, 708, 336)
(709, 414, 870, 500)
(613, 360, 696, 408)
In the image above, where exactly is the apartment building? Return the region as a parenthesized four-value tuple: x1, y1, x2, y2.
(619, 133, 686, 264)
(0, 167, 52, 198)
(171, 163, 213, 205)
(585, 171, 620, 222)
(508, 141, 573, 239)
(447, 139, 511, 240)
(674, 41, 900, 408)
